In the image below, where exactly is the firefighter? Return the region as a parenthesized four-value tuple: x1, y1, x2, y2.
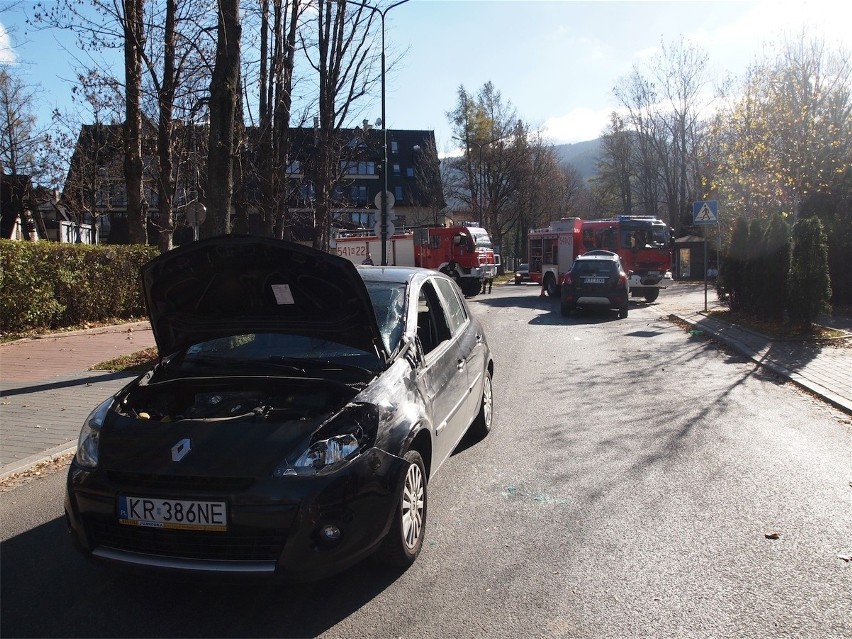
(362, 254, 374, 265)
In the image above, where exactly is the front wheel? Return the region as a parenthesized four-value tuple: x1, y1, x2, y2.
(469, 370, 493, 439)
(376, 450, 427, 568)
(644, 289, 659, 303)
(544, 274, 558, 298)
(461, 279, 482, 297)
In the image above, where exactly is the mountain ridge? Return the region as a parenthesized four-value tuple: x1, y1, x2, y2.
(553, 138, 601, 180)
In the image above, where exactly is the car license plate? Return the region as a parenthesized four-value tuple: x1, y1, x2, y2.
(585, 278, 606, 284)
(118, 496, 227, 531)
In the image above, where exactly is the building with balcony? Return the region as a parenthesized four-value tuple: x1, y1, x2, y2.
(61, 121, 446, 244)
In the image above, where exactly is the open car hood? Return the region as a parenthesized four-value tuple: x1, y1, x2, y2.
(141, 236, 388, 363)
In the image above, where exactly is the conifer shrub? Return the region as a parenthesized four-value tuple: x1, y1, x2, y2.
(760, 213, 791, 321)
(721, 217, 750, 311)
(744, 218, 764, 316)
(787, 217, 832, 328)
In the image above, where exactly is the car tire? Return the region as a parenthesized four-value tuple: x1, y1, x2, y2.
(470, 370, 493, 439)
(561, 302, 572, 317)
(618, 304, 628, 319)
(544, 274, 557, 298)
(461, 279, 482, 297)
(644, 289, 659, 303)
(377, 450, 427, 568)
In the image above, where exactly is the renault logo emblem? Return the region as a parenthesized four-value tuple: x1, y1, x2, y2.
(171, 438, 192, 462)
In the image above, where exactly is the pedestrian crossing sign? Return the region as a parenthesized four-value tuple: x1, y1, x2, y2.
(693, 200, 719, 225)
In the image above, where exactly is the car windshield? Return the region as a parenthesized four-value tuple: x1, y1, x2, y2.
(364, 280, 407, 355)
(178, 333, 383, 372)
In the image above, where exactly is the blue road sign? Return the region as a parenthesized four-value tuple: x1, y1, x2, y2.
(693, 200, 719, 225)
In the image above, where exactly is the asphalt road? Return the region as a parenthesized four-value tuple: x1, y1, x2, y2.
(1, 283, 850, 638)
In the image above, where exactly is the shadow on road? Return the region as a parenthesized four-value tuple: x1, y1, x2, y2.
(0, 516, 409, 638)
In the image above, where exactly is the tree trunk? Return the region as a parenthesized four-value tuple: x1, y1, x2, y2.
(123, 0, 146, 245)
(156, 0, 177, 253)
(203, 0, 241, 237)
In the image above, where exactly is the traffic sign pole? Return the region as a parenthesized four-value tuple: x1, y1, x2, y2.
(693, 200, 720, 312)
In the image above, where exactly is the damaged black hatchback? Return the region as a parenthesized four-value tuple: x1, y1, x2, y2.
(64, 236, 494, 579)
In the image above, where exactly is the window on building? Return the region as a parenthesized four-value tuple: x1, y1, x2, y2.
(340, 161, 376, 175)
(287, 160, 301, 174)
(391, 140, 398, 154)
(350, 212, 372, 226)
(351, 185, 368, 201)
(393, 164, 400, 176)
(406, 167, 414, 177)
(394, 186, 403, 202)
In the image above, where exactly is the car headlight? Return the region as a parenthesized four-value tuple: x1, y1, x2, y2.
(273, 403, 382, 477)
(75, 398, 112, 469)
(293, 433, 360, 472)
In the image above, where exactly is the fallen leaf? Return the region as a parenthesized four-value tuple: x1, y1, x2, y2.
(837, 554, 852, 562)
(765, 532, 781, 540)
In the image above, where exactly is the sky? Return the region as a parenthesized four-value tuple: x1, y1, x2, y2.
(1, 0, 850, 156)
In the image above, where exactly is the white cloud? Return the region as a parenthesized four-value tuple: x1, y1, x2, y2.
(542, 107, 615, 144)
(0, 22, 17, 64)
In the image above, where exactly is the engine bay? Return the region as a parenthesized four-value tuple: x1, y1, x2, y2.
(118, 377, 361, 422)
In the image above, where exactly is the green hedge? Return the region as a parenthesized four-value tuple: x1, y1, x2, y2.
(0, 240, 159, 335)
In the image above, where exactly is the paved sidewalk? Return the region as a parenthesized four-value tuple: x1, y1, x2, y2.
(1, 322, 155, 479)
(675, 312, 852, 415)
(1, 297, 849, 481)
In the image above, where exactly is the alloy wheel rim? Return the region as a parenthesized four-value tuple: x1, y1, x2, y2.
(483, 377, 492, 428)
(401, 462, 424, 550)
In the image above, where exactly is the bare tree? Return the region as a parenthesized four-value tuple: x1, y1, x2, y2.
(254, 0, 303, 239)
(138, 0, 217, 251)
(446, 82, 524, 252)
(302, 0, 380, 250)
(203, 0, 241, 237)
(0, 66, 49, 180)
(613, 37, 711, 234)
(595, 111, 633, 215)
(34, 0, 149, 243)
(411, 135, 444, 225)
(120, 0, 146, 244)
(560, 163, 594, 219)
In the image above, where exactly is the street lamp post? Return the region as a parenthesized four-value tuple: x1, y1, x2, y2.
(352, 0, 410, 266)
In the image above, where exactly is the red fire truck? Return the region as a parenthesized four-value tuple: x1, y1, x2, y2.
(528, 216, 673, 301)
(333, 225, 500, 297)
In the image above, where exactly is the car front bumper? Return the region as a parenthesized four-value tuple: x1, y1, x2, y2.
(64, 447, 407, 579)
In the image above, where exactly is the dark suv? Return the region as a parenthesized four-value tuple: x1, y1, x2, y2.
(560, 251, 630, 319)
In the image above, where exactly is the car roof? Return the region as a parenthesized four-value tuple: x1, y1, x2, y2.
(576, 252, 620, 262)
(357, 265, 451, 286)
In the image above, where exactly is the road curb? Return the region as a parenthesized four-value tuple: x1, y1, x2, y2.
(674, 314, 852, 416)
(0, 440, 77, 482)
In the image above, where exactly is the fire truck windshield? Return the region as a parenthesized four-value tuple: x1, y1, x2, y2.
(469, 229, 493, 248)
(620, 223, 669, 249)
